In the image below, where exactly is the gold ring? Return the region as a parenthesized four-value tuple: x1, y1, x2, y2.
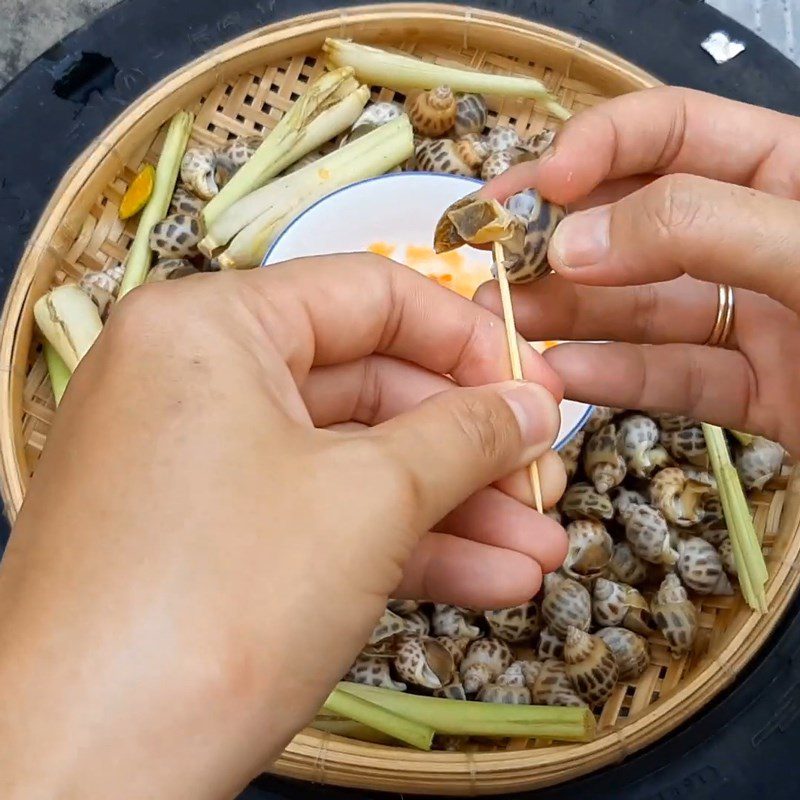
(705, 284, 735, 347)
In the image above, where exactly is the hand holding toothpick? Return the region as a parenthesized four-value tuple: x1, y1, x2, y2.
(492, 241, 545, 514)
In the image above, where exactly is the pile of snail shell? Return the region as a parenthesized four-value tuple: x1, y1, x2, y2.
(345, 408, 785, 743)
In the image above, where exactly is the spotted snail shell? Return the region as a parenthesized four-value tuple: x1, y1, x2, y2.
(214, 135, 262, 184)
(563, 520, 614, 580)
(718, 538, 737, 576)
(169, 184, 207, 216)
(387, 599, 419, 615)
(595, 627, 650, 681)
(346, 101, 404, 142)
(564, 626, 619, 706)
(592, 578, 653, 635)
(541, 575, 592, 638)
(537, 626, 565, 660)
(455, 133, 491, 171)
(459, 638, 513, 694)
(346, 654, 407, 691)
(416, 138, 476, 176)
(454, 93, 488, 137)
(484, 601, 541, 643)
(558, 430, 586, 482)
(624, 504, 679, 565)
(650, 467, 713, 527)
(653, 413, 697, 432)
(584, 423, 627, 494)
(401, 609, 432, 637)
(617, 414, 671, 478)
(480, 148, 530, 181)
(409, 86, 458, 137)
(180, 146, 218, 200)
(368, 608, 408, 645)
(79, 263, 125, 318)
(677, 537, 734, 596)
(432, 604, 482, 639)
(735, 437, 784, 490)
(433, 679, 468, 701)
(609, 541, 650, 586)
(149, 213, 203, 258)
(146, 259, 199, 283)
(486, 125, 522, 152)
(531, 658, 587, 707)
(681, 465, 718, 493)
(561, 484, 614, 522)
(585, 406, 618, 434)
(660, 425, 708, 468)
(435, 636, 471, 668)
(478, 683, 532, 705)
(651, 573, 698, 658)
(611, 487, 648, 526)
(394, 636, 455, 689)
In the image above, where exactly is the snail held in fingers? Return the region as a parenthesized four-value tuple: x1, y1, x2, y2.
(563, 520, 614, 580)
(484, 601, 540, 643)
(617, 414, 671, 478)
(459, 638, 513, 694)
(584, 423, 627, 494)
(651, 573, 699, 658)
(592, 578, 653, 635)
(564, 627, 619, 706)
(677, 537, 734, 595)
(394, 636, 455, 690)
(180, 146, 218, 199)
(595, 627, 650, 681)
(650, 467, 714, 527)
(346, 654, 407, 691)
(541, 574, 592, 638)
(409, 86, 457, 137)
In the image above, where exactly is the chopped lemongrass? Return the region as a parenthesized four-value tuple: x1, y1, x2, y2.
(34, 285, 104, 372)
(202, 69, 368, 228)
(323, 688, 434, 750)
(337, 683, 595, 742)
(703, 423, 768, 612)
(311, 717, 400, 745)
(212, 115, 414, 269)
(323, 38, 571, 121)
(729, 429, 755, 447)
(44, 342, 70, 405)
(119, 111, 194, 298)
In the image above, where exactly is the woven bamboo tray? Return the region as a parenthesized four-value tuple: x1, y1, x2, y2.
(1, 3, 799, 795)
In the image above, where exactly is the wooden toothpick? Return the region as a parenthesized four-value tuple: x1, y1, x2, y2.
(493, 241, 544, 514)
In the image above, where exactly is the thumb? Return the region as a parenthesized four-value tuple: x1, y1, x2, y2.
(546, 173, 800, 315)
(370, 381, 560, 528)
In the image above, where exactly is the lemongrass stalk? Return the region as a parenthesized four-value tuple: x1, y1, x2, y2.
(729, 429, 755, 447)
(44, 342, 70, 405)
(118, 111, 193, 298)
(202, 68, 364, 228)
(337, 683, 595, 742)
(216, 115, 414, 269)
(703, 423, 768, 611)
(323, 689, 433, 750)
(323, 38, 572, 121)
(34, 285, 103, 372)
(311, 717, 399, 745)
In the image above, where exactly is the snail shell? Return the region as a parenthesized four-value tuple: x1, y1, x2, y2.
(617, 414, 671, 478)
(346, 101, 404, 142)
(677, 537, 734, 595)
(564, 627, 619, 706)
(611, 487, 648, 525)
(79, 263, 125, 318)
(651, 573, 699, 658)
(718, 538, 737, 576)
(561, 483, 614, 522)
(433, 679, 468, 701)
(585, 406, 618, 434)
(394, 636, 455, 689)
(486, 125, 522, 153)
(650, 467, 713, 527)
(435, 636, 471, 668)
(558, 430, 585, 481)
(682, 465, 718, 493)
(454, 93, 488, 137)
(484, 601, 540, 643)
(214, 135, 262, 185)
(497, 660, 532, 688)
(653, 413, 697, 432)
(401, 609, 432, 637)
(736, 437, 784, 490)
(693, 495, 727, 544)
(523, 128, 556, 158)
(460, 638, 513, 694)
(595, 627, 650, 681)
(624, 504, 679, 565)
(416, 138, 476, 176)
(346, 654, 407, 691)
(584, 423, 627, 494)
(480, 148, 528, 181)
(180, 146, 218, 200)
(387, 599, 419, 615)
(609, 541, 650, 586)
(146, 259, 199, 283)
(432, 604, 482, 639)
(169, 184, 207, 216)
(368, 608, 409, 645)
(531, 658, 587, 707)
(592, 578, 653, 635)
(149, 213, 203, 258)
(477, 683, 532, 705)
(564, 520, 614, 579)
(537, 626, 565, 660)
(409, 86, 457, 137)
(541, 575, 592, 638)
(455, 133, 491, 170)
(660, 426, 708, 468)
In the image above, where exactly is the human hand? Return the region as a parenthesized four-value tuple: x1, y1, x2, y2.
(479, 87, 800, 456)
(0, 256, 566, 800)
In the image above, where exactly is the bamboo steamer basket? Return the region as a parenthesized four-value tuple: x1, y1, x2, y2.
(1, 3, 799, 796)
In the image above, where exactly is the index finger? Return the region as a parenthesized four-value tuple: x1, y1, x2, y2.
(243, 253, 563, 398)
(482, 87, 800, 205)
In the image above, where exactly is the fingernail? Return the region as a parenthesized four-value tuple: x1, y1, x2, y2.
(501, 382, 559, 456)
(550, 205, 611, 269)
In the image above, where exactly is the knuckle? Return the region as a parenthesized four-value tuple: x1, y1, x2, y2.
(450, 395, 509, 463)
(630, 284, 659, 342)
(645, 174, 706, 241)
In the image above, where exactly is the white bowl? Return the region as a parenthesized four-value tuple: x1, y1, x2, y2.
(263, 172, 592, 449)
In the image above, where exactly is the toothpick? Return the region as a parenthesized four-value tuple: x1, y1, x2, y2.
(493, 241, 544, 514)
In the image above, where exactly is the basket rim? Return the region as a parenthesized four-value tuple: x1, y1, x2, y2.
(2, 3, 799, 796)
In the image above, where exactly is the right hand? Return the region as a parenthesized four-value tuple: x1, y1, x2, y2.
(479, 87, 800, 456)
